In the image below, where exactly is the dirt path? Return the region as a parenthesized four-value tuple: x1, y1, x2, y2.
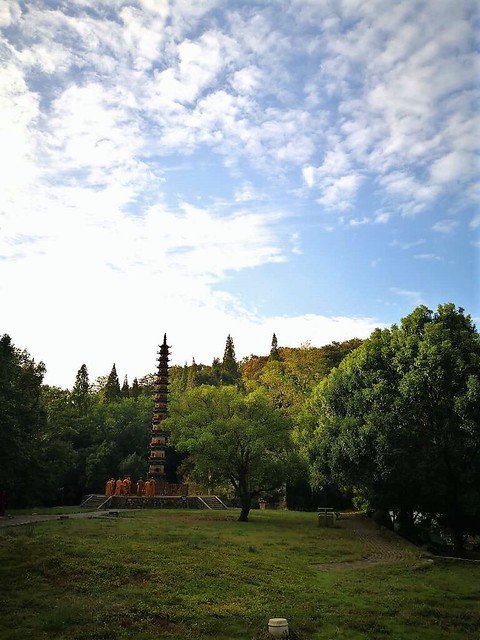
(0, 510, 124, 528)
(311, 513, 426, 571)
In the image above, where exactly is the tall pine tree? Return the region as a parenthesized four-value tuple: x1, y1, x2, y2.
(103, 364, 122, 403)
(270, 333, 281, 361)
(71, 364, 90, 406)
(222, 334, 240, 384)
(131, 377, 140, 400)
(121, 374, 130, 398)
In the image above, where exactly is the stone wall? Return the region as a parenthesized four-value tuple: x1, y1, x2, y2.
(107, 495, 206, 509)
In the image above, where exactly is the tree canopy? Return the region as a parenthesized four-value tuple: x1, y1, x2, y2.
(0, 335, 48, 505)
(297, 304, 480, 555)
(165, 385, 292, 521)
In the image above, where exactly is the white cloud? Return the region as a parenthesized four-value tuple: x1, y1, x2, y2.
(432, 219, 460, 234)
(349, 217, 369, 227)
(414, 253, 442, 261)
(0, 1, 21, 27)
(230, 65, 264, 95)
(291, 232, 302, 255)
(389, 239, 426, 250)
(379, 171, 440, 212)
(234, 183, 265, 203)
(297, 0, 479, 215)
(430, 150, 475, 185)
(470, 214, 480, 229)
(0, 64, 41, 221)
(0, 189, 291, 385)
(374, 212, 390, 224)
(316, 174, 363, 211)
(302, 165, 316, 188)
(390, 287, 424, 306)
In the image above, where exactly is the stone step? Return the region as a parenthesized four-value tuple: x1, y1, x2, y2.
(200, 495, 228, 510)
(80, 494, 111, 510)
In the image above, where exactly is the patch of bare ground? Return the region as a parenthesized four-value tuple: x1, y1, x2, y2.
(310, 513, 425, 571)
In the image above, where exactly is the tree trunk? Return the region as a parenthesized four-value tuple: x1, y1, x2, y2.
(238, 503, 250, 522)
(237, 476, 251, 522)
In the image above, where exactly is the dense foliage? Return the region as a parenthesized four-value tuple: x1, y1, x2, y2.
(166, 385, 291, 521)
(297, 304, 480, 555)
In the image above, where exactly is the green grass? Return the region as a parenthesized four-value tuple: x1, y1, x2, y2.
(1, 509, 479, 639)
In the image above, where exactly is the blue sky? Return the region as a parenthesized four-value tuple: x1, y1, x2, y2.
(0, 0, 478, 388)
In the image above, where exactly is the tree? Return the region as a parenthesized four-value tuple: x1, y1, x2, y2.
(298, 304, 480, 555)
(121, 374, 130, 398)
(211, 357, 222, 385)
(166, 386, 292, 521)
(0, 335, 48, 506)
(270, 333, 281, 361)
(222, 334, 240, 384)
(138, 373, 155, 396)
(187, 358, 198, 388)
(103, 364, 122, 403)
(131, 377, 140, 400)
(71, 364, 90, 407)
(84, 396, 151, 491)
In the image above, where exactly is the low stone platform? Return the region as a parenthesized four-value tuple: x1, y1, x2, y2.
(80, 495, 228, 510)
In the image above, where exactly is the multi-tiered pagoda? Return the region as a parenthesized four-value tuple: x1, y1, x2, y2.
(148, 334, 170, 488)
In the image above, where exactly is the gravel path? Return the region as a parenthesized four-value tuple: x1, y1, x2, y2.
(311, 513, 425, 571)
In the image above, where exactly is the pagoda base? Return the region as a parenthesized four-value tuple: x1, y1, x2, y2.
(80, 495, 215, 510)
(110, 495, 193, 509)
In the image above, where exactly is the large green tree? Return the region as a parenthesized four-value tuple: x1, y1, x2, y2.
(298, 304, 480, 555)
(166, 385, 292, 521)
(0, 335, 48, 506)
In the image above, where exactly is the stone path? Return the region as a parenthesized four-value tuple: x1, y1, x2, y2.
(311, 513, 426, 571)
(0, 510, 124, 528)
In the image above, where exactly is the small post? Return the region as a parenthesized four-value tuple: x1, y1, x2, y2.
(268, 618, 289, 638)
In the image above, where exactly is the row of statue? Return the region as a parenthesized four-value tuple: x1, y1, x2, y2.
(104, 477, 157, 497)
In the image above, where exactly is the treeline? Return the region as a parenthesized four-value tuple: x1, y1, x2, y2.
(0, 331, 360, 509)
(2, 303, 479, 554)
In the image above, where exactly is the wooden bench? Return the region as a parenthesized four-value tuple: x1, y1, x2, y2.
(317, 507, 336, 527)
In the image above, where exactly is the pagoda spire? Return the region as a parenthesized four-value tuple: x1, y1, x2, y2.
(148, 335, 170, 488)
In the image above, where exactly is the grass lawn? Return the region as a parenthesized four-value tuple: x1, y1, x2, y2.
(1, 509, 479, 639)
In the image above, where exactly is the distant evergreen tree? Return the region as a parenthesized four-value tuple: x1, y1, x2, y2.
(211, 357, 222, 385)
(131, 377, 140, 400)
(103, 364, 122, 403)
(181, 362, 189, 391)
(71, 364, 90, 406)
(270, 333, 281, 361)
(222, 334, 240, 383)
(187, 358, 198, 388)
(121, 374, 130, 398)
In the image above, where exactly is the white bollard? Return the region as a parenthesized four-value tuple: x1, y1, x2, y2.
(268, 618, 289, 638)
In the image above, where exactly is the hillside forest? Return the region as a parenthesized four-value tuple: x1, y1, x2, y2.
(1, 303, 479, 554)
